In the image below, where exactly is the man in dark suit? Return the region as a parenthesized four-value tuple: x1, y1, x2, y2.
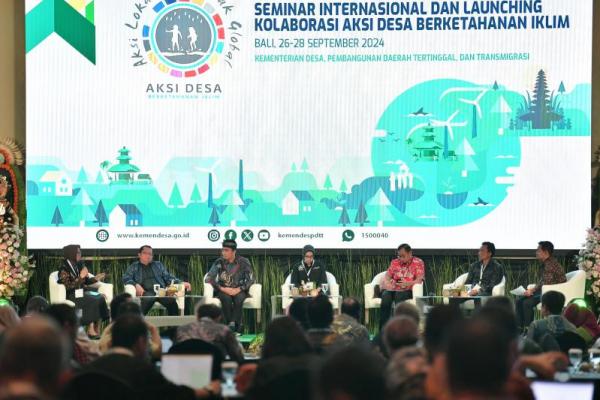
(464, 242, 504, 296)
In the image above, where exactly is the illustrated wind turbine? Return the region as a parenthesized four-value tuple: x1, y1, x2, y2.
(458, 89, 489, 118)
(429, 110, 467, 140)
(194, 159, 223, 186)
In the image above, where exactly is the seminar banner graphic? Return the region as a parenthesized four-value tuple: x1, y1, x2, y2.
(25, 0, 592, 249)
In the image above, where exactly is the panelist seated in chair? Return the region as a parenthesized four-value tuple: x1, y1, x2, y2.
(515, 241, 566, 331)
(290, 245, 327, 291)
(122, 245, 191, 316)
(463, 241, 504, 297)
(205, 240, 254, 332)
(380, 243, 425, 329)
(58, 244, 109, 338)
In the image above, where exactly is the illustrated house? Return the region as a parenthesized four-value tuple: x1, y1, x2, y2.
(109, 204, 143, 227)
(282, 190, 314, 215)
(38, 171, 73, 196)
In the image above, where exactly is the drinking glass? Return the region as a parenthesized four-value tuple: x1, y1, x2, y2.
(589, 348, 600, 369)
(222, 361, 238, 388)
(569, 348, 583, 372)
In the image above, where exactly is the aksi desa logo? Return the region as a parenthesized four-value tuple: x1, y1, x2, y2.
(126, 0, 241, 78)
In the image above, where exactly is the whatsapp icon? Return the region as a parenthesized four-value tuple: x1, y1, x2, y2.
(342, 230, 355, 242)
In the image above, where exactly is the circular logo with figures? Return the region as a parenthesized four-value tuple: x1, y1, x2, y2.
(143, 0, 225, 77)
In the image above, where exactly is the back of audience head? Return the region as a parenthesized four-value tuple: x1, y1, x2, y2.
(0, 305, 20, 333)
(318, 347, 386, 400)
(386, 347, 428, 400)
(384, 316, 419, 354)
(25, 296, 49, 316)
(424, 305, 463, 360)
(116, 301, 143, 318)
(196, 303, 223, 322)
(262, 316, 311, 359)
(482, 296, 514, 315)
(477, 299, 519, 341)
(341, 297, 362, 321)
(43, 304, 79, 340)
(541, 290, 565, 316)
(446, 317, 513, 398)
(307, 294, 333, 329)
(0, 316, 69, 397)
(288, 297, 310, 330)
(393, 302, 421, 326)
(111, 314, 149, 359)
(110, 292, 132, 321)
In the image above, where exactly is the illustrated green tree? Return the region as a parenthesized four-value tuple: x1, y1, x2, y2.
(324, 174, 333, 190)
(168, 183, 184, 208)
(339, 179, 348, 193)
(493, 80, 499, 90)
(71, 188, 95, 225)
(301, 158, 309, 172)
(338, 205, 350, 226)
(366, 189, 394, 226)
(221, 191, 247, 226)
(95, 171, 105, 184)
(208, 206, 220, 226)
(51, 206, 63, 227)
(291, 163, 297, 172)
(456, 138, 478, 177)
(558, 81, 566, 94)
(354, 201, 369, 226)
(76, 167, 88, 183)
(190, 183, 202, 204)
(95, 200, 108, 227)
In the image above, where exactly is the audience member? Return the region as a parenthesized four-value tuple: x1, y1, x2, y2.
(288, 297, 310, 330)
(0, 317, 69, 399)
(563, 301, 600, 346)
(386, 347, 428, 400)
(383, 316, 419, 355)
(331, 297, 370, 347)
(25, 295, 49, 316)
(176, 303, 244, 363)
(245, 317, 316, 400)
(98, 301, 161, 359)
(306, 294, 342, 353)
(85, 314, 217, 399)
(527, 291, 577, 346)
(318, 347, 386, 400)
(44, 304, 100, 367)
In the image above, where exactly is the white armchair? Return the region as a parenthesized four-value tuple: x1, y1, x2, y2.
(49, 270, 114, 307)
(442, 273, 505, 309)
(124, 284, 185, 316)
(526, 270, 586, 310)
(281, 271, 340, 311)
(203, 274, 262, 323)
(442, 273, 506, 296)
(364, 271, 424, 324)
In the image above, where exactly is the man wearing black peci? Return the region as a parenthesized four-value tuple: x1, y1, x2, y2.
(205, 240, 254, 332)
